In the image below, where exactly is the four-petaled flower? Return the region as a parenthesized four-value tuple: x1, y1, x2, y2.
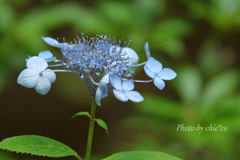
(110, 75, 144, 102)
(144, 57, 177, 90)
(17, 57, 56, 95)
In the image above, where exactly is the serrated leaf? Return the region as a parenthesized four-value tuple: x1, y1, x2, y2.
(103, 151, 182, 160)
(0, 135, 79, 158)
(72, 111, 90, 119)
(95, 118, 109, 135)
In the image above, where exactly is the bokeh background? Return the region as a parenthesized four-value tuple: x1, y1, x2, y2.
(1, 0, 240, 159)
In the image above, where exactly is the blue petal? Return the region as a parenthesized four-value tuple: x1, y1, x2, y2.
(144, 65, 155, 78)
(42, 69, 56, 83)
(158, 68, 177, 80)
(121, 47, 139, 64)
(96, 83, 109, 106)
(25, 55, 31, 61)
(26, 57, 48, 72)
(154, 77, 165, 90)
(34, 77, 51, 95)
(122, 79, 134, 91)
(110, 75, 122, 91)
(99, 84, 108, 98)
(17, 69, 39, 88)
(113, 89, 128, 102)
(145, 57, 163, 74)
(38, 51, 55, 62)
(125, 91, 144, 102)
(144, 42, 151, 59)
(100, 74, 110, 87)
(42, 37, 60, 48)
(38, 50, 53, 59)
(95, 74, 111, 106)
(95, 87, 102, 106)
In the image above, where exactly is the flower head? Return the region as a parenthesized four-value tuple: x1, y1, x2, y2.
(17, 57, 56, 95)
(18, 35, 177, 105)
(144, 57, 177, 90)
(43, 35, 138, 79)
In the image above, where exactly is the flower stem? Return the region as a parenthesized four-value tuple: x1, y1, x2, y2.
(75, 154, 84, 160)
(84, 96, 97, 160)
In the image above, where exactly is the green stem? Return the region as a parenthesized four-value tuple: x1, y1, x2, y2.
(75, 154, 84, 160)
(84, 96, 97, 160)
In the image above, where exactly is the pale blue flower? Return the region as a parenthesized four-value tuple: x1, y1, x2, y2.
(17, 57, 56, 95)
(144, 57, 177, 90)
(110, 75, 143, 102)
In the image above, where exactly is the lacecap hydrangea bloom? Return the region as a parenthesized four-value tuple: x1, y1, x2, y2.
(17, 35, 177, 106)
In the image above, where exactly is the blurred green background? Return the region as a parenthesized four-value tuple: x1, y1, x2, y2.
(0, 0, 240, 159)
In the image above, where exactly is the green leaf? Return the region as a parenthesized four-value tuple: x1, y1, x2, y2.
(103, 151, 182, 160)
(0, 150, 16, 160)
(138, 94, 180, 119)
(174, 66, 203, 103)
(202, 69, 239, 106)
(95, 118, 109, 135)
(0, 135, 79, 158)
(150, 18, 192, 57)
(72, 111, 90, 119)
(98, 1, 134, 27)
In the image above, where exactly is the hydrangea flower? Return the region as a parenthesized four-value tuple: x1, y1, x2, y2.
(17, 35, 177, 105)
(17, 56, 56, 95)
(144, 57, 177, 90)
(110, 75, 143, 102)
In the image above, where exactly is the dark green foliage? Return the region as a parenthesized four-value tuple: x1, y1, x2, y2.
(0, 135, 79, 158)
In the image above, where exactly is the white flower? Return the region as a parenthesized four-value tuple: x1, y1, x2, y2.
(17, 56, 56, 95)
